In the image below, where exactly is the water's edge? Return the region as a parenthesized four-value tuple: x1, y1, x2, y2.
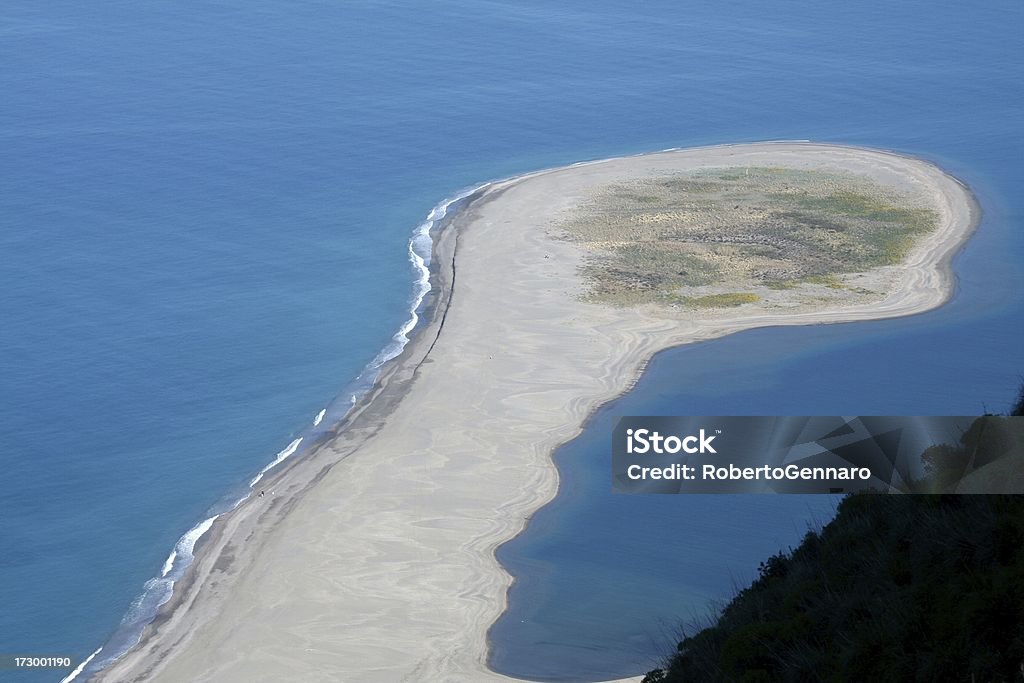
(72, 182, 489, 681)
(76, 141, 978, 681)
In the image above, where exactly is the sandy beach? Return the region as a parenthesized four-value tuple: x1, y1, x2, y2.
(94, 142, 977, 683)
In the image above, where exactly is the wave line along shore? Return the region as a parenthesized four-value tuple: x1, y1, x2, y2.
(92, 142, 978, 683)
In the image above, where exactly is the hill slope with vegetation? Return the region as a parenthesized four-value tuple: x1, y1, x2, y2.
(644, 388, 1024, 683)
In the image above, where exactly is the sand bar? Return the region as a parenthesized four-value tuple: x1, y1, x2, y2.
(95, 142, 977, 683)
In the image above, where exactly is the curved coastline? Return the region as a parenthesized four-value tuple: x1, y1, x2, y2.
(92, 142, 978, 683)
(71, 182, 489, 682)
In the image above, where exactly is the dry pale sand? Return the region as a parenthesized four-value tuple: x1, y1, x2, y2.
(95, 142, 977, 683)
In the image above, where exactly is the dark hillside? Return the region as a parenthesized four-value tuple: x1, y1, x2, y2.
(643, 388, 1024, 683)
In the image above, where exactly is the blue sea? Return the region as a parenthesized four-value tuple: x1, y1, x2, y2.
(1, 1, 1021, 681)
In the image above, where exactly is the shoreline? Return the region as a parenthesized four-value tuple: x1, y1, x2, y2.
(86, 179, 486, 681)
(92, 142, 978, 683)
(72, 182, 488, 681)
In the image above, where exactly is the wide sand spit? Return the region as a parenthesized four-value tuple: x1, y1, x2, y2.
(95, 142, 978, 683)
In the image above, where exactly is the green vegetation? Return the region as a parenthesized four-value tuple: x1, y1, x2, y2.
(674, 292, 760, 308)
(644, 495, 1024, 683)
(559, 168, 937, 307)
(642, 388, 1024, 683)
(800, 274, 846, 289)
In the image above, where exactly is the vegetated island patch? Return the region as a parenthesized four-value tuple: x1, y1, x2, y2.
(554, 166, 938, 311)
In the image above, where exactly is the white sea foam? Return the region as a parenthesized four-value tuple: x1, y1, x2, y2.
(178, 515, 218, 562)
(159, 550, 177, 578)
(76, 513, 222, 679)
(249, 437, 303, 488)
(59, 646, 102, 683)
(313, 408, 326, 427)
(367, 183, 488, 370)
(154, 515, 219, 582)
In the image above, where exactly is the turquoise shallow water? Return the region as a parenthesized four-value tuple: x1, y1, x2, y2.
(0, 1, 1021, 680)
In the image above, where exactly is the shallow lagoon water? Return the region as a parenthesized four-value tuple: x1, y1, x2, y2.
(491, 283, 1023, 680)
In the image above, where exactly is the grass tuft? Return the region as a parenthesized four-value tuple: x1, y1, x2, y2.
(675, 292, 760, 308)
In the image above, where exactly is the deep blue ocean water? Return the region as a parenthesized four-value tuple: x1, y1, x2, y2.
(0, 1, 1021, 681)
